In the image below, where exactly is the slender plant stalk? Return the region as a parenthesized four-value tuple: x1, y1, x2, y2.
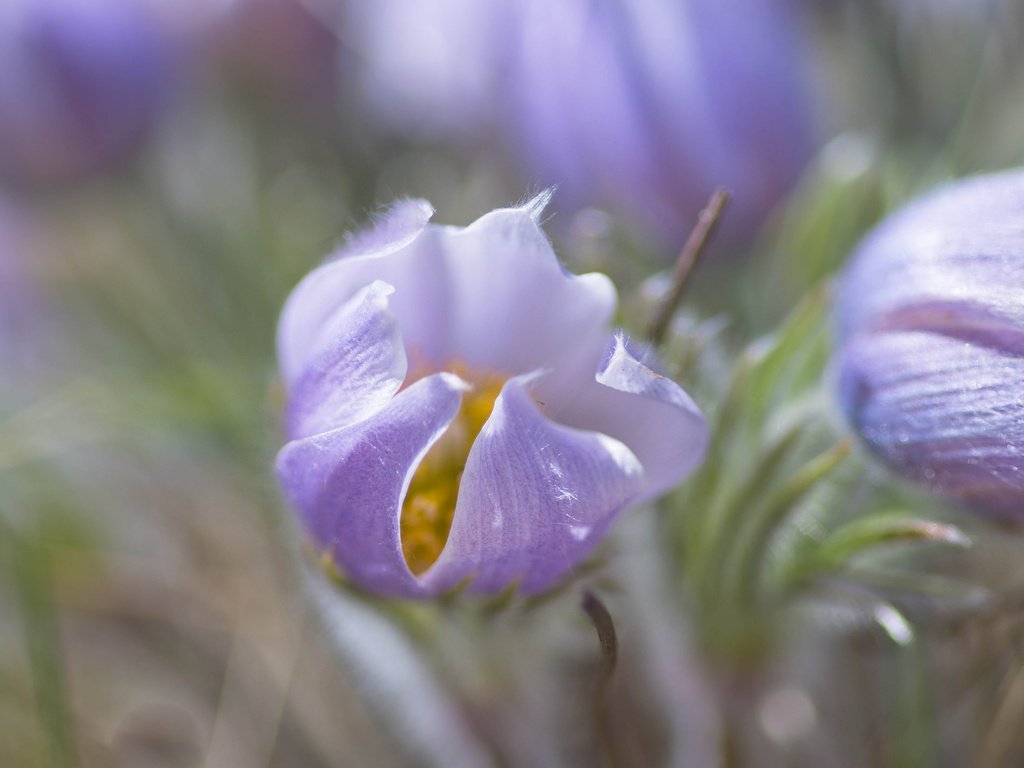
(582, 591, 622, 768)
(647, 188, 731, 346)
(10, 531, 76, 768)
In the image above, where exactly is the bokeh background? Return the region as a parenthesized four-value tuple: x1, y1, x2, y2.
(2, 1, 1024, 766)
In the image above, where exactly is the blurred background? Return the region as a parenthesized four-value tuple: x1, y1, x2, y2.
(2, 0, 1024, 766)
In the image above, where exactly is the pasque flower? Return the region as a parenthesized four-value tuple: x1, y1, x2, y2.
(350, 0, 815, 244)
(505, 0, 815, 243)
(0, 0, 172, 188)
(276, 195, 708, 598)
(835, 169, 1024, 517)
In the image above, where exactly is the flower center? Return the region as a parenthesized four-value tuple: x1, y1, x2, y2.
(401, 366, 505, 575)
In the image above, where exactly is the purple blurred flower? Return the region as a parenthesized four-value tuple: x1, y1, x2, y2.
(834, 169, 1024, 517)
(203, 0, 340, 101)
(348, 0, 503, 140)
(351, 0, 815, 244)
(276, 194, 708, 598)
(0, 0, 173, 188)
(507, 0, 815, 243)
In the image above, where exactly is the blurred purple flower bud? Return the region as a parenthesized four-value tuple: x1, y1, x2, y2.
(351, 0, 816, 244)
(834, 169, 1024, 517)
(276, 195, 708, 598)
(348, 0, 504, 140)
(205, 0, 340, 101)
(507, 0, 816, 244)
(0, 0, 173, 188)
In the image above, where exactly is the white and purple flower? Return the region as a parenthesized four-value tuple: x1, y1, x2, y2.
(835, 169, 1024, 517)
(276, 195, 708, 598)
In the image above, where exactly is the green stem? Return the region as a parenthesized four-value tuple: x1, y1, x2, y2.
(10, 531, 76, 768)
(694, 419, 807, 596)
(582, 591, 622, 768)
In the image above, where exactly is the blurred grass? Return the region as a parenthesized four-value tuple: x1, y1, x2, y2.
(0, 98, 412, 766)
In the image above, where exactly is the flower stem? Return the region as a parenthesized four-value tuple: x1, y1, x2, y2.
(647, 188, 731, 346)
(9, 530, 76, 768)
(582, 591, 622, 768)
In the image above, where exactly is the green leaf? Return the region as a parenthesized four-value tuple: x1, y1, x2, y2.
(7, 529, 77, 768)
(816, 514, 970, 570)
(744, 283, 832, 428)
(690, 415, 810, 584)
(733, 439, 853, 604)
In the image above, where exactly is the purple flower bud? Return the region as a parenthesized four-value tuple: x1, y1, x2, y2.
(834, 169, 1024, 517)
(204, 0, 340, 101)
(506, 0, 816, 243)
(352, 0, 816, 244)
(0, 0, 173, 188)
(348, 0, 504, 140)
(276, 195, 708, 598)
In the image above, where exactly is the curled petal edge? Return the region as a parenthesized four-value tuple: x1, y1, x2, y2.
(422, 374, 646, 596)
(556, 334, 708, 500)
(277, 372, 467, 599)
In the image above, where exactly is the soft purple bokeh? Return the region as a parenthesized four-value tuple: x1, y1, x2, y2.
(348, 0, 504, 141)
(276, 195, 708, 598)
(0, 0, 173, 188)
(834, 169, 1024, 517)
(350, 0, 816, 245)
(201, 0, 340, 102)
(506, 0, 815, 244)
(0, 196, 45, 374)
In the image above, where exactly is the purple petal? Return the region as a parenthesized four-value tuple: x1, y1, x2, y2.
(837, 330, 1024, 517)
(281, 195, 617, 398)
(422, 376, 644, 595)
(510, 0, 668, 215)
(506, 0, 813, 244)
(336, 198, 437, 262)
(833, 169, 1024, 517)
(349, 0, 506, 140)
(837, 169, 1024, 341)
(277, 199, 440, 384)
(552, 336, 708, 499)
(438, 196, 616, 395)
(284, 281, 407, 440)
(276, 373, 467, 598)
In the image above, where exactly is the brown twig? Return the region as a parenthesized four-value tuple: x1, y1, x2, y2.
(583, 591, 619, 687)
(646, 188, 731, 347)
(582, 591, 621, 767)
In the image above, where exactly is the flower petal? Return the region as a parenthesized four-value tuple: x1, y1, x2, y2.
(837, 169, 1024, 341)
(276, 373, 467, 598)
(837, 330, 1024, 516)
(277, 198, 437, 384)
(280, 196, 618, 395)
(421, 376, 644, 595)
(349, 0, 505, 139)
(284, 280, 407, 440)
(553, 336, 708, 499)
(336, 198, 437, 262)
(438, 195, 617, 399)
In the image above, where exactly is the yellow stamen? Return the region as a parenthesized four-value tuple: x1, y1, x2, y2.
(401, 366, 505, 575)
